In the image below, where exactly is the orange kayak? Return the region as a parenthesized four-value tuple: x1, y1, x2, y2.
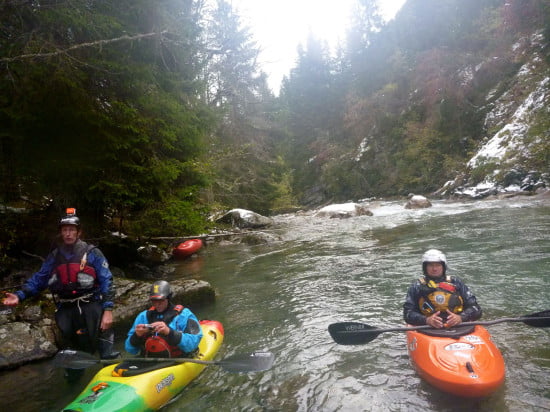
(173, 239, 203, 259)
(406, 324, 505, 398)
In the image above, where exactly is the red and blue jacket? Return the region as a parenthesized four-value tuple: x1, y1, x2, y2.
(15, 240, 114, 310)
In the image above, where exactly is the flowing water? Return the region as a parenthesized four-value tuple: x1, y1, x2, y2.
(1, 197, 549, 411)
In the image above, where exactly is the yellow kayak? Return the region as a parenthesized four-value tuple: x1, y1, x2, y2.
(63, 320, 224, 411)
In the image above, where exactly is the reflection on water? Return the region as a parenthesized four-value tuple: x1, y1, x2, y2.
(0, 198, 548, 411)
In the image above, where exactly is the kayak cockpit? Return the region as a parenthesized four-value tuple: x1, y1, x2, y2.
(417, 324, 475, 338)
(112, 359, 180, 377)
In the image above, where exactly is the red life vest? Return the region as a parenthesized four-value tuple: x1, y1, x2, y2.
(48, 241, 98, 299)
(144, 305, 184, 358)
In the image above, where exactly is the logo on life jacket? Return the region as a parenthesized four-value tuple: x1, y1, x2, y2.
(418, 277, 464, 316)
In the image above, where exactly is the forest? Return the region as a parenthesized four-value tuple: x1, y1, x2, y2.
(1, 0, 549, 260)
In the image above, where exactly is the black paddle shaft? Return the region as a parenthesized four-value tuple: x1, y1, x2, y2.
(328, 310, 550, 345)
(53, 349, 275, 373)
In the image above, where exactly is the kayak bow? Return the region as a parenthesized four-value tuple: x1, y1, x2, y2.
(407, 324, 505, 398)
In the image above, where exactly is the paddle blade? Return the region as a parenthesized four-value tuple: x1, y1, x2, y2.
(219, 351, 275, 373)
(521, 310, 550, 327)
(53, 349, 101, 369)
(328, 322, 381, 345)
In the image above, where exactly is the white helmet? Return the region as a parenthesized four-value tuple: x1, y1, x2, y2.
(422, 249, 447, 274)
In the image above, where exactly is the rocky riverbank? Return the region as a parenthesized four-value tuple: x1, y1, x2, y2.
(0, 276, 215, 370)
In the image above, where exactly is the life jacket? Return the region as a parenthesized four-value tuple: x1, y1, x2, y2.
(417, 275, 464, 316)
(144, 304, 184, 358)
(48, 241, 98, 299)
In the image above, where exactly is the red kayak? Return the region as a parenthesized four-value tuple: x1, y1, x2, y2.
(407, 324, 505, 398)
(173, 239, 203, 258)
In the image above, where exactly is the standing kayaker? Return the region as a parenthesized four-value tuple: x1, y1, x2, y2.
(2, 208, 119, 380)
(403, 249, 482, 328)
(125, 280, 203, 357)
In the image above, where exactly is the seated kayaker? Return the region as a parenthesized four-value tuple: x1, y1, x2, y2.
(125, 280, 203, 358)
(403, 249, 482, 329)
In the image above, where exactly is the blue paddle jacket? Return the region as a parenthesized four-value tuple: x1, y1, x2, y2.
(15, 240, 115, 310)
(125, 305, 203, 355)
(403, 274, 482, 326)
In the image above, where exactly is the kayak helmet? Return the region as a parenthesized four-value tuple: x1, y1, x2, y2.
(422, 249, 447, 275)
(59, 207, 80, 228)
(150, 280, 172, 300)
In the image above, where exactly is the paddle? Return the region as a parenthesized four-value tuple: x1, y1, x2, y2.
(328, 309, 550, 345)
(53, 349, 275, 373)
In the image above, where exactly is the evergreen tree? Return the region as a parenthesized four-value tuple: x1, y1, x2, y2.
(0, 0, 214, 234)
(200, 0, 286, 214)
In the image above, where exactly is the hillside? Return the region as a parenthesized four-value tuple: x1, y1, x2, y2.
(279, 0, 550, 205)
(444, 30, 549, 198)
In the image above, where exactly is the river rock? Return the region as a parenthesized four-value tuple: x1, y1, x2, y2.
(112, 277, 215, 322)
(315, 203, 373, 218)
(0, 318, 59, 369)
(0, 277, 215, 370)
(404, 195, 432, 209)
(137, 244, 170, 264)
(215, 208, 273, 229)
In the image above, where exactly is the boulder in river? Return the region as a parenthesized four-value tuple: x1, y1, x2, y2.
(315, 203, 373, 218)
(215, 208, 273, 229)
(404, 195, 432, 209)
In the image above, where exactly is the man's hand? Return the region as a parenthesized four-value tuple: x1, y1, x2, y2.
(2, 292, 19, 307)
(135, 322, 169, 337)
(135, 323, 153, 337)
(444, 310, 462, 327)
(100, 310, 113, 331)
(149, 321, 170, 336)
(426, 311, 444, 328)
(426, 310, 462, 328)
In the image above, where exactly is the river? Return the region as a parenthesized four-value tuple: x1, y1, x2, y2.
(1, 197, 549, 411)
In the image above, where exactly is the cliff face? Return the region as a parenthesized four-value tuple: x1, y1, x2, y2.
(440, 30, 550, 199)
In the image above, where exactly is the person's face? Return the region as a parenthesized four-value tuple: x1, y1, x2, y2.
(60, 225, 80, 246)
(150, 298, 169, 312)
(425, 262, 444, 278)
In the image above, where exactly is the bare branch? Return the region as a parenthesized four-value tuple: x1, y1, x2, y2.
(0, 31, 167, 63)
